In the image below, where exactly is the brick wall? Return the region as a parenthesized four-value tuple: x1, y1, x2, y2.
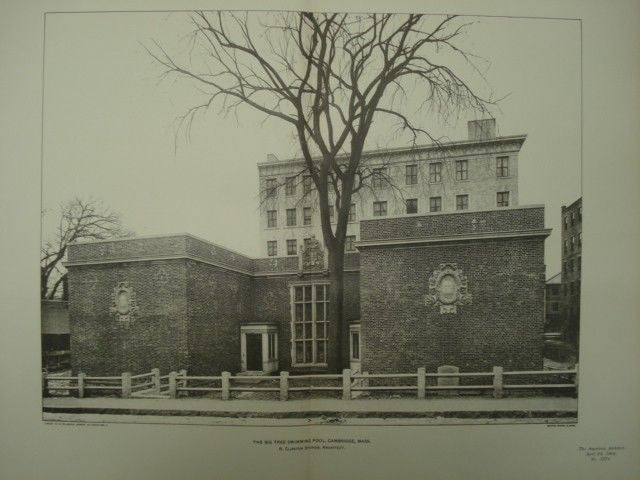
(360, 206, 544, 241)
(359, 236, 546, 373)
(68, 260, 189, 375)
(186, 260, 252, 375)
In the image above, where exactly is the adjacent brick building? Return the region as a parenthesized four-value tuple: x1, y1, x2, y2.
(560, 197, 582, 345)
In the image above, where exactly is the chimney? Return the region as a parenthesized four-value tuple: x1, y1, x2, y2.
(467, 119, 496, 141)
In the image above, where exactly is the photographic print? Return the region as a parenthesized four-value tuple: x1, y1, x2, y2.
(40, 10, 581, 426)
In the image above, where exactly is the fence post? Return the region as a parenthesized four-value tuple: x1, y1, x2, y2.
(152, 368, 161, 393)
(122, 372, 132, 398)
(280, 371, 289, 401)
(178, 369, 187, 397)
(221, 371, 230, 400)
(342, 369, 351, 401)
(417, 367, 426, 400)
(168, 372, 177, 399)
(77, 372, 85, 398)
(493, 366, 503, 399)
(574, 363, 579, 396)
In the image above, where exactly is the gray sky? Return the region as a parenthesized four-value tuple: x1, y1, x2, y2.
(42, 12, 581, 275)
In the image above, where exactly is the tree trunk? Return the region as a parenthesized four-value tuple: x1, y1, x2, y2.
(327, 247, 345, 373)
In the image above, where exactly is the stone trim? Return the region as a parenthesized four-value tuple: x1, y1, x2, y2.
(355, 229, 552, 249)
(359, 204, 545, 223)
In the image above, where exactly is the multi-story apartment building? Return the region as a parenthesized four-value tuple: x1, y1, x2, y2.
(561, 197, 582, 344)
(257, 119, 526, 257)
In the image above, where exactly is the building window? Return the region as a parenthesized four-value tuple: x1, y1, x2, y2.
(350, 331, 360, 360)
(571, 212, 575, 225)
(348, 204, 356, 222)
(373, 201, 387, 217)
(267, 210, 277, 228)
(266, 178, 277, 197)
(455, 160, 468, 181)
(303, 175, 313, 194)
(328, 206, 334, 223)
(286, 208, 297, 227)
(429, 196, 442, 212)
(551, 303, 559, 313)
(303, 207, 312, 226)
(564, 216, 568, 230)
(285, 176, 296, 196)
(267, 241, 277, 257)
(292, 284, 329, 366)
(571, 236, 576, 250)
(345, 235, 356, 252)
(267, 333, 277, 360)
(405, 164, 418, 185)
(406, 198, 418, 214)
(429, 162, 442, 183)
(456, 194, 469, 211)
(496, 156, 509, 177)
(497, 191, 510, 207)
(287, 239, 297, 256)
(372, 168, 386, 188)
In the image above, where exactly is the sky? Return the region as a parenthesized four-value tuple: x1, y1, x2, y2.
(42, 11, 581, 276)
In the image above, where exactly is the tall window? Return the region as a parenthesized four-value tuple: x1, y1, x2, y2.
(406, 198, 418, 214)
(345, 235, 356, 252)
(265, 178, 277, 197)
(303, 175, 313, 194)
(496, 156, 509, 177)
(285, 176, 296, 196)
(372, 168, 386, 188)
(455, 160, 468, 180)
(348, 203, 356, 222)
(429, 196, 442, 212)
(287, 239, 297, 256)
(373, 201, 387, 217)
(267, 210, 277, 228)
(456, 194, 469, 211)
(405, 165, 418, 185)
(292, 284, 329, 365)
(303, 207, 312, 226)
(497, 191, 510, 207)
(267, 241, 277, 257)
(286, 208, 297, 227)
(350, 331, 360, 360)
(429, 162, 442, 183)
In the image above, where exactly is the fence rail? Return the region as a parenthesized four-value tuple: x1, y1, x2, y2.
(43, 364, 578, 401)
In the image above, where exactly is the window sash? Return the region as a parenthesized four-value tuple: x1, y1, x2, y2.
(456, 195, 468, 210)
(429, 197, 442, 212)
(405, 165, 418, 185)
(286, 209, 297, 226)
(348, 204, 356, 222)
(267, 210, 277, 228)
(292, 284, 329, 366)
(496, 157, 509, 177)
(303, 208, 312, 226)
(406, 199, 418, 214)
(345, 236, 356, 251)
(373, 168, 386, 188)
(267, 241, 277, 256)
(287, 239, 297, 256)
(429, 163, 442, 183)
(285, 177, 296, 195)
(373, 201, 387, 216)
(455, 160, 468, 180)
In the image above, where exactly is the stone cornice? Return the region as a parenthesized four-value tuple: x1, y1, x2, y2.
(258, 135, 527, 171)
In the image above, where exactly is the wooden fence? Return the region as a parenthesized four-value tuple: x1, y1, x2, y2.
(43, 364, 578, 401)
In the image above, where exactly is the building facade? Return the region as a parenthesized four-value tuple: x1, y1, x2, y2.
(258, 119, 525, 257)
(561, 197, 582, 344)
(544, 273, 564, 335)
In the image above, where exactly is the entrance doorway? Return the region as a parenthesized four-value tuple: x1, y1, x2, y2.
(245, 334, 262, 371)
(240, 324, 278, 374)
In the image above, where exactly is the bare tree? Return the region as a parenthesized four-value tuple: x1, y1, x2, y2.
(41, 198, 130, 300)
(148, 12, 494, 371)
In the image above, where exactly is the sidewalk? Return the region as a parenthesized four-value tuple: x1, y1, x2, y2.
(43, 396, 577, 422)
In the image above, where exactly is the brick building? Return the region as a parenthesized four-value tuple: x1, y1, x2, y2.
(66, 205, 550, 376)
(560, 197, 582, 345)
(258, 119, 525, 257)
(544, 273, 564, 335)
